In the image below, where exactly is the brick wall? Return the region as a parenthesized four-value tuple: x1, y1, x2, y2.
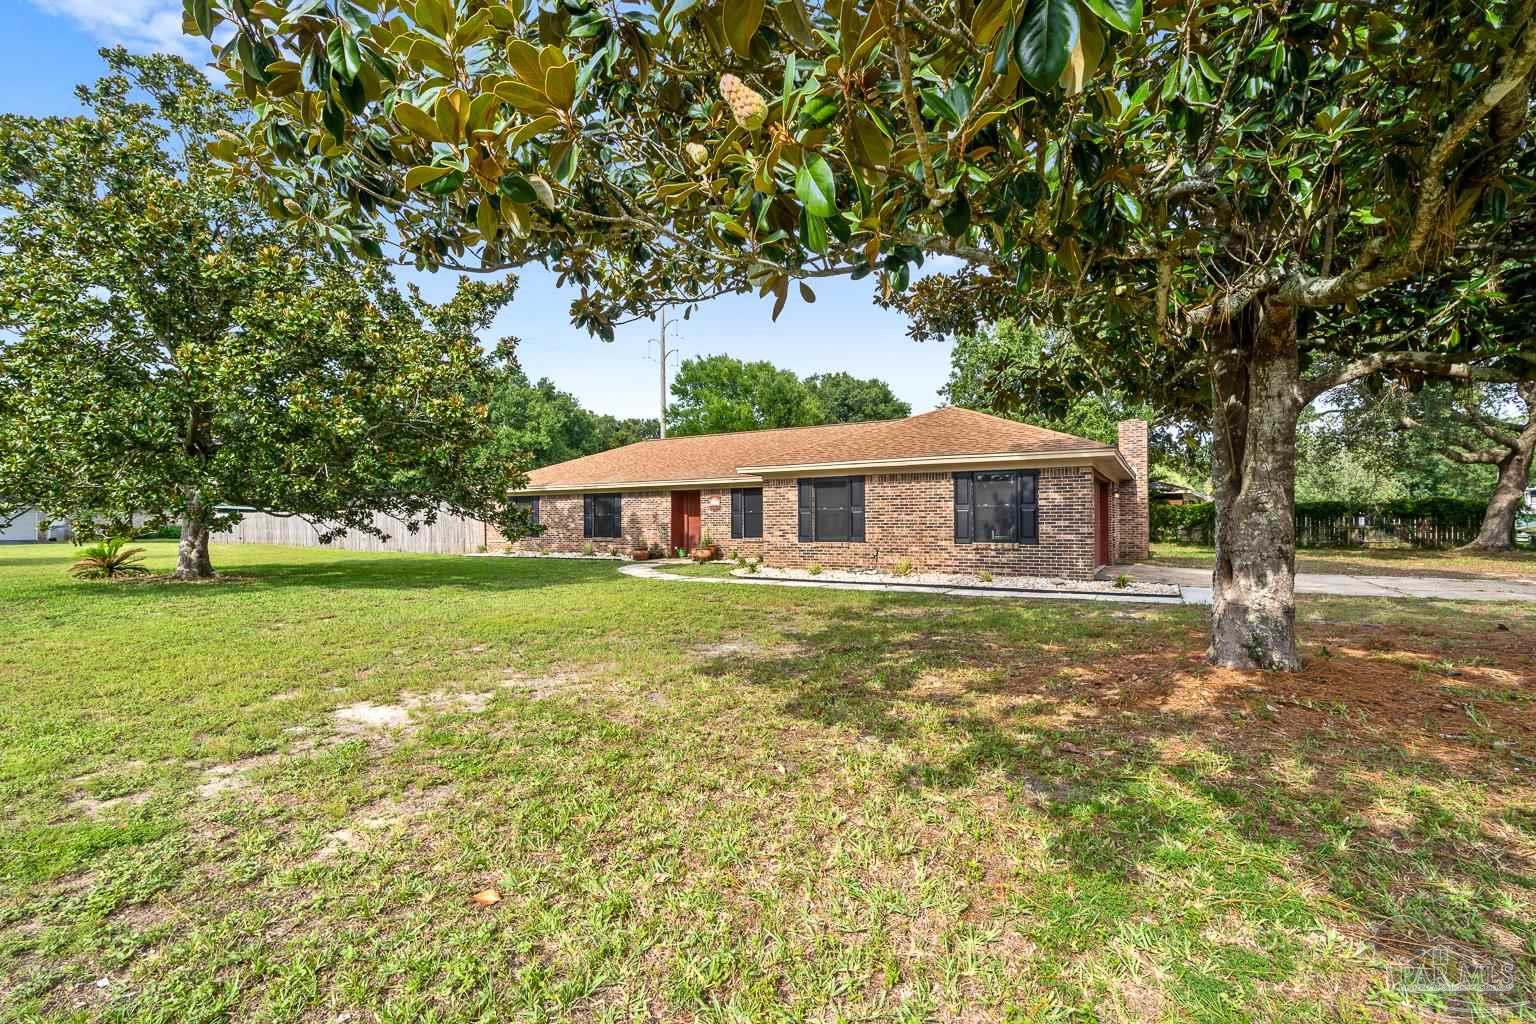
(701, 488, 766, 560)
(1115, 420, 1149, 562)
(760, 468, 1099, 579)
(492, 491, 670, 554)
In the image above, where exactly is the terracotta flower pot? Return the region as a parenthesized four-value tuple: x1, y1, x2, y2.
(630, 549, 650, 561)
(691, 545, 718, 562)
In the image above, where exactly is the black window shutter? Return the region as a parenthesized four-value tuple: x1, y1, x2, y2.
(613, 493, 622, 537)
(849, 476, 865, 541)
(797, 480, 814, 541)
(731, 489, 742, 539)
(530, 497, 540, 526)
(953, 473, 973, 543)
(745, 489, 763, 538)
(582, 495, 594, 537)
(1020, 472, 1039, 543)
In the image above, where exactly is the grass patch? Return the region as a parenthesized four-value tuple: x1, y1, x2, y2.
(2, 540, 1533, 1021)
(1151, 542, 1536, 580)
(651, 561, 738, 578)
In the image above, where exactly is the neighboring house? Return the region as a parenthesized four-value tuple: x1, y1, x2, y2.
(0, 507, 71, 543)
(1525, 486, 1536, 511)
(1149, 480, 1209, 505)
(498, 407, 1149, 579)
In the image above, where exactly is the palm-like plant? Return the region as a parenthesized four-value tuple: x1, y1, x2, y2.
(69, 536, 151, 580)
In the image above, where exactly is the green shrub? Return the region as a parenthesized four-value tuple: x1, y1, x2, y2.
(70, 536, 150, 580)
(1113, 573, 1132, 589)
(977, 570, 993, 583)
(807, 562, 822, 576)
(582, 541, 594, 555)
(892, 559, 913, 577)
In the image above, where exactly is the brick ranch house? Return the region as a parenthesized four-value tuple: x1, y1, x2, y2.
(493, 407, 1149, 580)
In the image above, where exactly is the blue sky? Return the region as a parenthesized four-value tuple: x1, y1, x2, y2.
(2, 1, 957, 419)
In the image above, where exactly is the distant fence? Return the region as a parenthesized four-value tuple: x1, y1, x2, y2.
(1152, 499, 1487, 549)
(214, 508, 490, 555)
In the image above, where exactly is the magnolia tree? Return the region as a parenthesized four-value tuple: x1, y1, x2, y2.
(196, 0, 1535, 667)
(0, 52, 532, 578)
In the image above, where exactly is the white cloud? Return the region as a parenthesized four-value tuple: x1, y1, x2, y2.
(31, 0, 209, 59)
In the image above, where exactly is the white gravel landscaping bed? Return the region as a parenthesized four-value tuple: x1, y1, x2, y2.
(734, 564, 1180, 596)
(469, 550, 624, 561)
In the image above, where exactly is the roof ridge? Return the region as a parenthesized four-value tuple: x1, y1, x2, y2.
(634, 412, 919, 443)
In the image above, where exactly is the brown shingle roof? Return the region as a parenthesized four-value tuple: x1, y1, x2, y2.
(523, 408, 1124, 490)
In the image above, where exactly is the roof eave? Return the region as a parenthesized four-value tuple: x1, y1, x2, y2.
(514, 475, 763, 495)
(738, 449, 1135, 482)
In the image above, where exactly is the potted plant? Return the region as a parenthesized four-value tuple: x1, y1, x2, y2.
(629, 544, 650, 560)
(691, 533, 720, 562)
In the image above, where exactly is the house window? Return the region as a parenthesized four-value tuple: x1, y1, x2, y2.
(797, 476, 864, 542)
(583, 493, 622, 538)
(731, 488, 763, 539)
(513, 496, 539, 526)
(953, 471, 1037, 544)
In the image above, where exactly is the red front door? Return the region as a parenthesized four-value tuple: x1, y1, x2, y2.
(671, 490, 701, 554)
(1096, 480, 1112, 566)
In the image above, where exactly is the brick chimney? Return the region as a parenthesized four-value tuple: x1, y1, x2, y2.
(1116, 419, 1149, 562)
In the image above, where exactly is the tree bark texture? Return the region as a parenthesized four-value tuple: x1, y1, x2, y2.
(175, 496, 215, 579)
(1461, 381, 1535, 552)
(1207, 301, 1302, 671)
(1466, 444, 1533, 551)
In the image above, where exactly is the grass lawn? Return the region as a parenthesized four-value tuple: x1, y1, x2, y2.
(2, 541, 1534, 1022)
(650, 561, 739, 578)
(1150, 542, 1536, 581)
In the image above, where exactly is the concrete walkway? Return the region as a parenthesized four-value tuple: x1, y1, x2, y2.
(1117, 563, 1536, 603)
(619, 560, 1185, 603)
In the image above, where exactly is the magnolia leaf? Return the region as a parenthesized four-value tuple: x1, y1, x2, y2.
(505, 39, 544, 85)
(498, 173, 537, 203)
(1081, 0, 1140, 34)
(414, 0, 451, 38)
(471, 888, 502, 906)
(476, 199, 498, 241)
(528, 174, 556, 209)
(1014, 0, 1079, 93)
(1114, 191, 1142, 223)
(494, 81, 556, 115)
(776, 0, 814, 47)
(544, 60, 577, 109)
(185, 0, 214, 37)
(941, 190, 971, 237)
(508, 114, 560, 148)
(723, 0, 765, 56)
(798, 281, 816, 303)
(969, 0, 1009, 45)
(393, 101, 446, 142)
(405, 165, 456, 190)
(795, 155, 837, 218)
(1058, 6, 1103, 94)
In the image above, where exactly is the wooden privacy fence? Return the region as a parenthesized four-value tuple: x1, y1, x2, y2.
(1294, 510, 1483, 549)
(1155, 503, 1486, 548)
(214, 508, 489, 554)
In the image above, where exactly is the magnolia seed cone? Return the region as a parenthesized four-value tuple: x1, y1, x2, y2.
(719, 74, 767, 130)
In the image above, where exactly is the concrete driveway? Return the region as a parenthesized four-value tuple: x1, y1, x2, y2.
(1118, 563, 1536, 603)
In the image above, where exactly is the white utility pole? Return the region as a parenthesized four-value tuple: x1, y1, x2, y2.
(649, 309, 679, 438)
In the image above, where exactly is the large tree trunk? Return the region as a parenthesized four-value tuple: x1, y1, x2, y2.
(1464, 445, 1532, 551)
(174, 497, 215, 579)
(1207, 302, 1302, 671)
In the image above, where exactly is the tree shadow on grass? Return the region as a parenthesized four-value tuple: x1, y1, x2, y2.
(699, 594, 1536, 976)
(37, 547, 627, 599)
